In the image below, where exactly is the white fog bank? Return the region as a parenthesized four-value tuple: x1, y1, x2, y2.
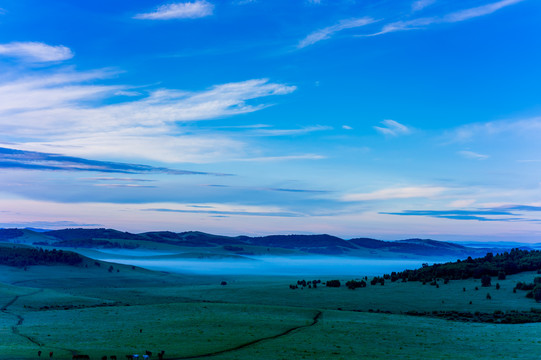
(94, 255, 444, 276)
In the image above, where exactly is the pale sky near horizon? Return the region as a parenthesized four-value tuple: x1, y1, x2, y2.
(1, 0, 541, 242)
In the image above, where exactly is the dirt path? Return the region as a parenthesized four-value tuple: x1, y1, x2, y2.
(1, 288, 79, 356)
(168, 310, 323, 360)
(1, 289, 45, 346)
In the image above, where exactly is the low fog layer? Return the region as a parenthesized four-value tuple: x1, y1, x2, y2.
(95, 254, 440, 276)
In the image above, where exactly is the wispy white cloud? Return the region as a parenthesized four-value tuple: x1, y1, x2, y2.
(94, 183, 156, 188)
(298, 17, 376, 48)
(81, 177, 155, 182)
(144, 202, 304, 217)
(232, 154, 326, 162)
(374, 119, 411, 136)
(443, 0, 523, 22)
(252, 125, 331, 136)
(366, 0, 524, 36)
(0, 146, 227, 175)
(459, 150, 490, 160)
(448, 199, 476, 208)
(342, 125, 353, 130)
(449, 117, 541, 142)
(0, 42, 73, 63)
(134, 1, 214, 20)
(342, 186, 447, 201)
(412, 0, 436, 12)
(0, 70, 296, 163)
(0, 220, 101, 229)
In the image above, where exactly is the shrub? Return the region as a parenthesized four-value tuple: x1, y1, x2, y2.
(346, 280, 367, 290)
(533, 286, 541, 302)
(326, 280, 341, 288)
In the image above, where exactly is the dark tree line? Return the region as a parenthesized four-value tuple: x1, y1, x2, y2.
(390, 249, 541, 283)
(0, 228, 24, 240)
(52, 239, 139, 249)
(289, 279, 321, 289)
(0, 247, 83, 267)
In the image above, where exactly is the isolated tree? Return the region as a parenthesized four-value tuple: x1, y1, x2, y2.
(481, 275, 491, 287)
(533, 286, 541, 302)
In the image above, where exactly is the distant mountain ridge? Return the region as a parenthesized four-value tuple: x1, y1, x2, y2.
(0, 227, 530, 259)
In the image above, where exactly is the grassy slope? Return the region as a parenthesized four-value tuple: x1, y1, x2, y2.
(0, 260, 540, 359)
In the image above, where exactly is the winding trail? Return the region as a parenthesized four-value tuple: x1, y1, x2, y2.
(168, 310, 323, 360)
(3, 288, 322, 359)
(1, 289, 45, 346)
(2, 288, 80, 357)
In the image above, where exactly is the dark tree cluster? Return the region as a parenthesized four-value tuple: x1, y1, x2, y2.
(223, 245, 244, 252)
(0, 247, 83, 267)
(46, 228, 143, 241)
(370, 276, 385, 286)
(54, 239, 139, 249)
(326, 279, 341, 288)
(289, 279, 321, 289)
(0, 228, 24, 240)
(346, 280, 367, 290)
(516, 277, 541, 302)
(391, 249, 541, 283)
(405, 308, 541, 324)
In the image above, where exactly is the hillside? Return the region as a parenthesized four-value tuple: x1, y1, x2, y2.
(0, 227, 507, 259)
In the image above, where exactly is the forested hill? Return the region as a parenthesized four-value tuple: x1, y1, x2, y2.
(0, 227, 529, 258)
(0, 245, 83, 267)
(392, 249, 541, 282)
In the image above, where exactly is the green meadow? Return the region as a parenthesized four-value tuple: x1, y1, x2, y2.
(1, 258, 540, 360)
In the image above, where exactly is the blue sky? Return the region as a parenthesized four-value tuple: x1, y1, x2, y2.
(1, 0, 541, 241)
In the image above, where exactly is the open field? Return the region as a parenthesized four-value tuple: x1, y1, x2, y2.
(1, 259, 540, 360)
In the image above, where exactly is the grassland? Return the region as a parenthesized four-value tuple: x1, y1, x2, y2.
(1, 255, 540, 360)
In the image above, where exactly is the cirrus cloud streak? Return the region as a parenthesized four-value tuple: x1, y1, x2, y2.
(342, 186, 447, 202)
(0, 42, 73, 63)
(134, 1, 214, 20)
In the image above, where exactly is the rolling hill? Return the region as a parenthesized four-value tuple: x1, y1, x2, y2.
(0, 227, 512, 259)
